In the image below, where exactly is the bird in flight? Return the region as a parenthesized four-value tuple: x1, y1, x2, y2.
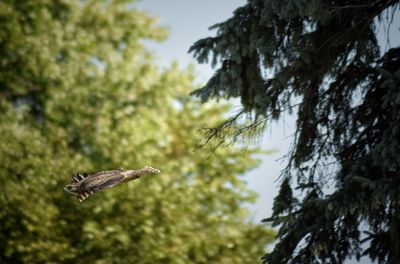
(64, 166, 160, 203)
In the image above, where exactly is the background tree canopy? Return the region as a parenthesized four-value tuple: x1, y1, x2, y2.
(0, 1, 274, 263)
(190, 0, 400, 263)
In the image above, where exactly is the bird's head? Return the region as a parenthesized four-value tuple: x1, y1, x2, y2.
(64, 184, 79, 196)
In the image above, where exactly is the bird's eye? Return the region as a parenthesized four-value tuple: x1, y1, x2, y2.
(65, 185, 75, 192)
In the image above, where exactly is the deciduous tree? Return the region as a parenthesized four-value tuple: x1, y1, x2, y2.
(0, 1, 274, 263)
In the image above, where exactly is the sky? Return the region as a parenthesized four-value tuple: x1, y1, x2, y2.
(135, 0, 287, 223)
(134, 1, 399, 263)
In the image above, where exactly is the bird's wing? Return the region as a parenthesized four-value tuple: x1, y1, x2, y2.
(76, 176, 125, 203)
(72, 173, 88, 183)
(91, 174, 125, 192)
(77, 190, 94, 203)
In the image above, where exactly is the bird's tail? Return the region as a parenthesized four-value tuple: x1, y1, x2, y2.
(123, 166, 160, 182)
(142, 166, 160, 174)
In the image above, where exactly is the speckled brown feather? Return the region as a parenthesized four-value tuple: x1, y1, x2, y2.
(64, 166, 160, 203)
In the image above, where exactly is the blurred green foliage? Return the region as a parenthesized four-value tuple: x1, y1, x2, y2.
(0, 0, 274, 263)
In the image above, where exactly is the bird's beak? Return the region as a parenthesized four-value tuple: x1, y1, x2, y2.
(64, 184, 79, 196)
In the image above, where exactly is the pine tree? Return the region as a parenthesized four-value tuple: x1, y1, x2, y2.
(0, 1, 275, 263)
(189, 0, 400, 263)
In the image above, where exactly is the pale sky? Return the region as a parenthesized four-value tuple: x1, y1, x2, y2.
(135, 0, 286, 222)
(135, 1, 399, 263)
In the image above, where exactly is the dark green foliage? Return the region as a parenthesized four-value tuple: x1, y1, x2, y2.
(190, 0, 400, 263)
(0, 1, 275, 263)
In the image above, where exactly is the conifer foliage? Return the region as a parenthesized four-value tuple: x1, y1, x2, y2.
(190, 0, 400, 263)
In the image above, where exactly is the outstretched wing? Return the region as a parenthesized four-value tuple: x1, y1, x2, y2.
(77, 190, 94, 203)
(76, 172, 125, 203)
(72, 173, 88, 183)
(91, 175, 125, 192)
